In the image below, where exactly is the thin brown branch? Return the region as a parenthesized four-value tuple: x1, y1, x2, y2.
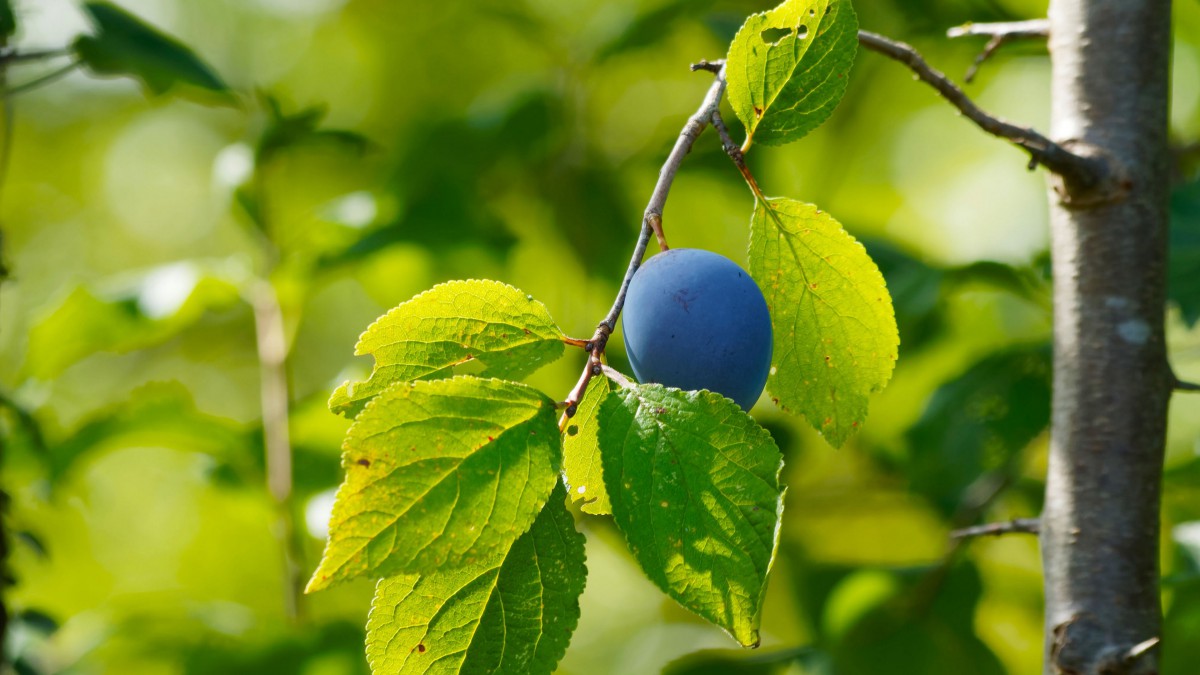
(857, 30, 1104, 191)
(560, 61, 728, 418)
(946, 20, 1050, 83)
(950, 517, 1041, 539)
(711, 107, 765, 201)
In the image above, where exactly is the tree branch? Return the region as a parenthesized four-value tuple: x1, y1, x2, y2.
(2, 60, 81, 98)
(1172, 372, 1200, 392)
(950, 517, 1041, 539)
(0, 47, 73, 65)
(947, 18, 1051, 39)
(946, 19, 1050, 83)
(560, 61, 728, 423)
(857, 30, 1105, 191)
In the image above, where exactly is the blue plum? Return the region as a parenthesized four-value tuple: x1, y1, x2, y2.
(621, 248, 773, 410)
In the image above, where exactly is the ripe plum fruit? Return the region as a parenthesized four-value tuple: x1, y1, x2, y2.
(621, 248, 772, 410)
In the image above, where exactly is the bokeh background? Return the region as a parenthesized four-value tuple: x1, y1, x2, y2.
(2, 0, 1200, 673)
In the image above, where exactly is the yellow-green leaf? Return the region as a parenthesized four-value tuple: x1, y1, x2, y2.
(366, 482, 586, 675)
(307, 376, 561, 591)
(329, 280, 566, 417)
(749, 197, 898, 447)
(562, 375, 614, 515)
(599, 385, 785, 647)
(725, 0, 858, 148)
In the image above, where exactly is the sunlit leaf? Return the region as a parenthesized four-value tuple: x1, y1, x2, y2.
(366, 482, 585, 675)
(749, 197, 898, 447)
(329, 280, 566, 417)
(73, 2, 230, 98)
(308, 376, 561, 591)
(562, 375, 614, 515)
(599, 385, 784, 647)
(725, 0, 858, 148)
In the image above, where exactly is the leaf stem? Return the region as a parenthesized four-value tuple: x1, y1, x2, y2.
(560, 61, 729, 418)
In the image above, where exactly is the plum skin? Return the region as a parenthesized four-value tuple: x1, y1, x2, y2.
(620, 248, 773, 410)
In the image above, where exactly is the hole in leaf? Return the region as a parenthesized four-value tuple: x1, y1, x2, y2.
(567, 425, 579, 436)
(761, 26, 793, 44)
(797, 24, 809, 39)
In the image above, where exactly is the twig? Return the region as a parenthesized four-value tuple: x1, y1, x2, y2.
(1173, 376, 1200, 392)
(1120, 637, 1160, 665)
(857, 30, 1103, 190)
(0, 47, 73, 65)
(946, 19, 1050, 83)
(946, 19, 1050, 39)
(251, 280, 305, 621)
(950, 517, 1041, 539)
(2, 60, 81, 98)
(559, 61, 729, 424)
(711, 108, 765, 200)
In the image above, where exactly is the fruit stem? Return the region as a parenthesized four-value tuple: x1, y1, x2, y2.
(559, 60, 728, 420)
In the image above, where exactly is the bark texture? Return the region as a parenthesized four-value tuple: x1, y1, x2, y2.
(1042, 1, 1173, 673)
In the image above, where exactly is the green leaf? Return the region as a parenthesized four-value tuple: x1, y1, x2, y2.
(256, 94, 373, 164)
(907, 345, 1051, 515)
(329, 280, 566, 417)
(599, 385, 784, 647)
(49, 381, 248, 484)
(366, 482, 586, 675)
(663, 647, 826, 675)
(725, 0, 858, 148)
(749, 197, 898, 447)
(24, 273, 241, 379)
(0, 0, 15, 40)
(308, 376, 562, 591)
(1170, 178, 1200, 326)
(73, 2, 231, 98)
(562, 375, 613, 515)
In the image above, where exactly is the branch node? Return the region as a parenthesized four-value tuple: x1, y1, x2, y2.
(690, 59, 724, 73)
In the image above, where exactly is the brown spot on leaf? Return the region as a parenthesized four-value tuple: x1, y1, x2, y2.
(416, 644, 426, 653)
(356, 458, 371, 467)
(753, 106, 763, 118)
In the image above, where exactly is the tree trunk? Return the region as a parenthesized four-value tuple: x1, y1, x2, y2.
(1042, 1, 1173, 673)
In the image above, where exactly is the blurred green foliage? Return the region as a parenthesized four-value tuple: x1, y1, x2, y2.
(1, 0, 1199, 673)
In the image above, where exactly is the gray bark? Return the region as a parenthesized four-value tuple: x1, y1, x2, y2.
(1042, 0, 1173, 673)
